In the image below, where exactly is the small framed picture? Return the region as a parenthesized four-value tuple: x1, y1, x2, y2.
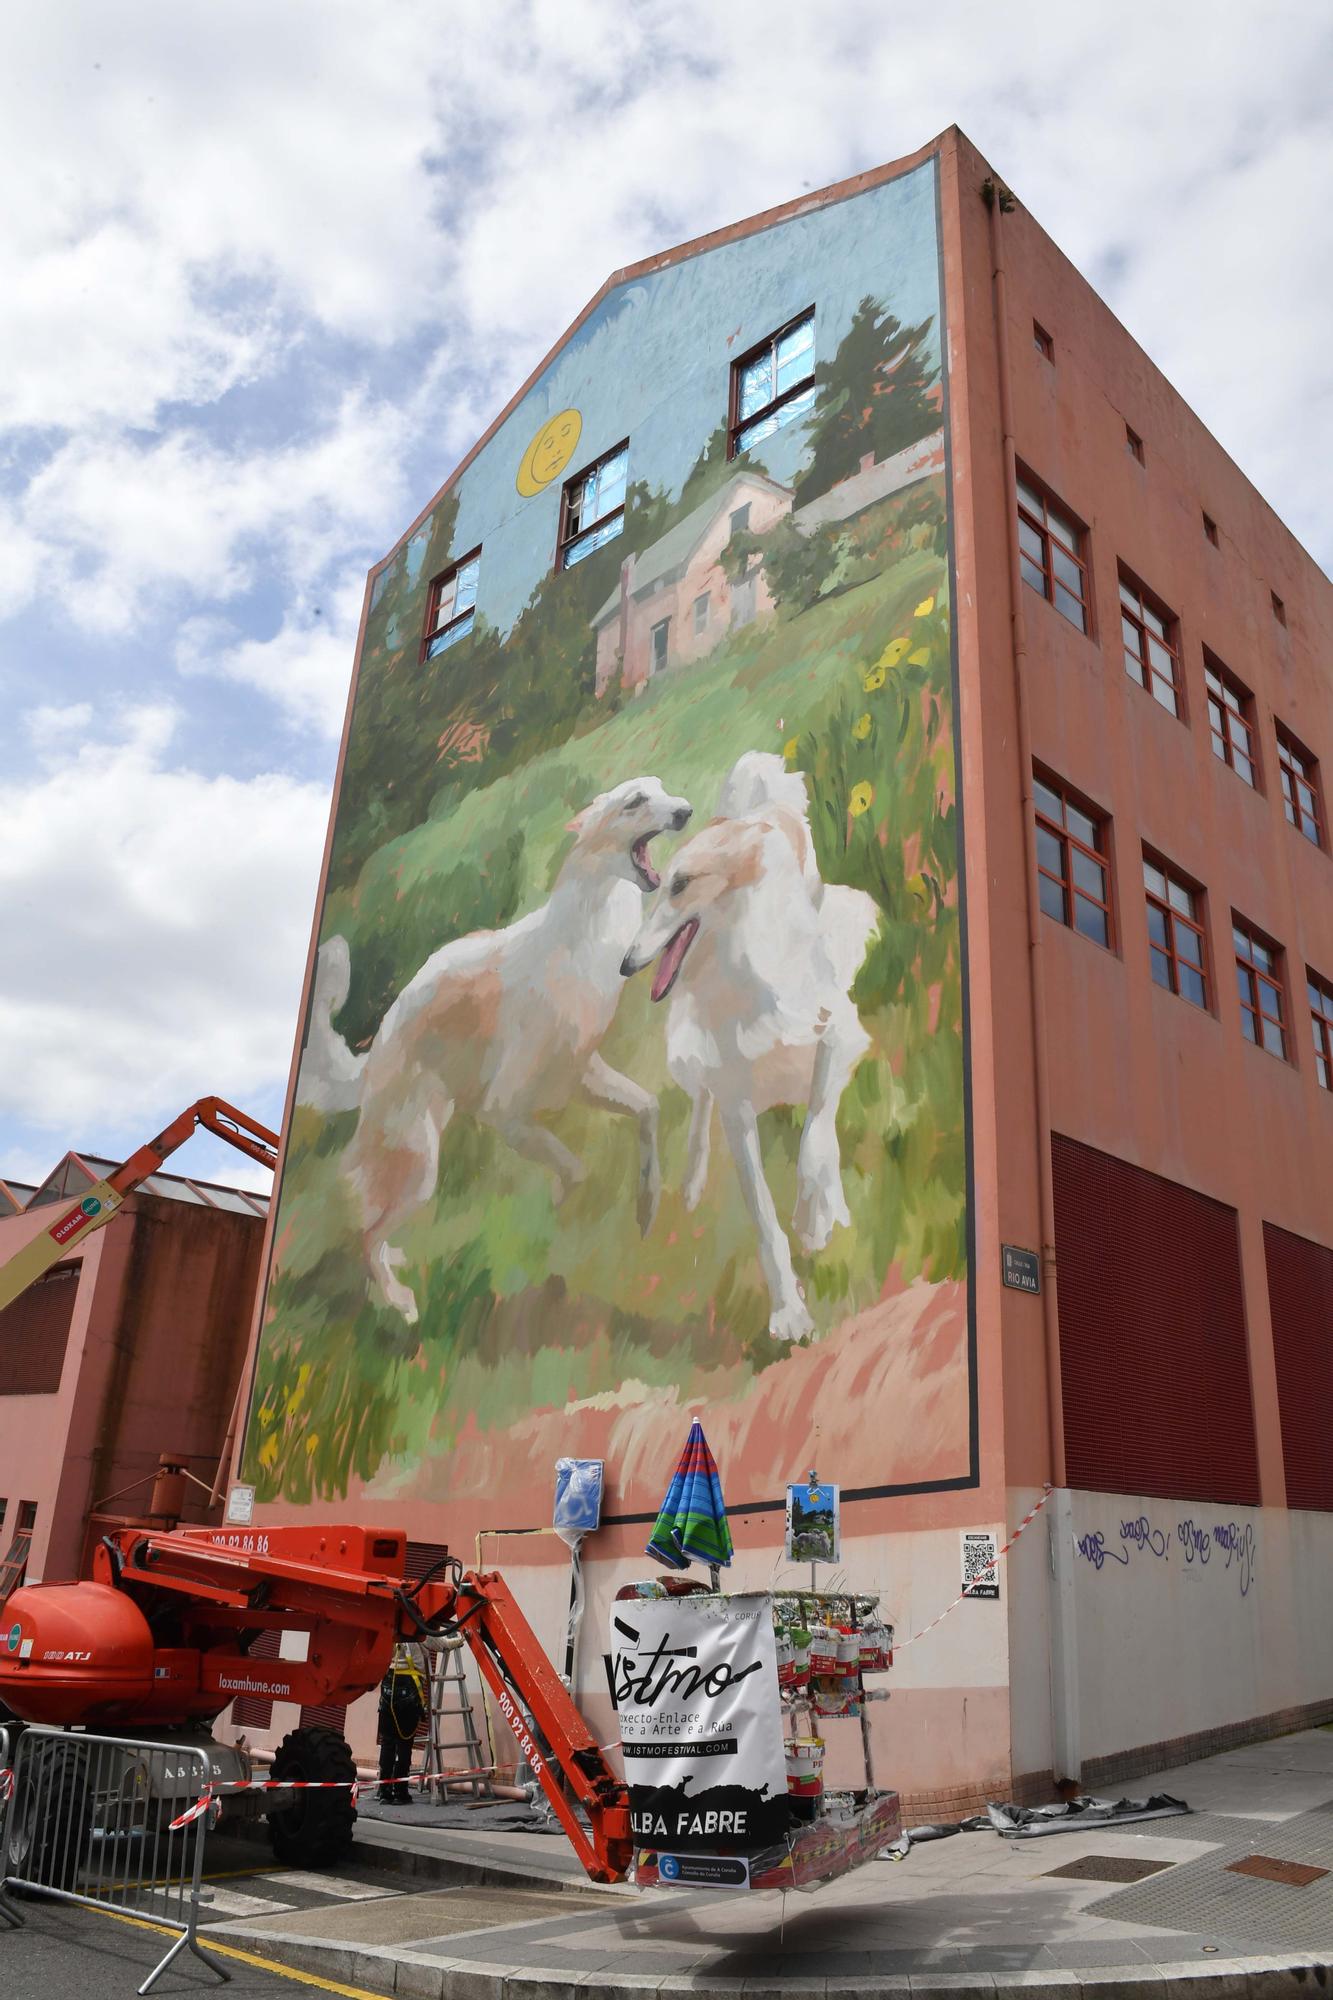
(785, 1481, 840, 1564)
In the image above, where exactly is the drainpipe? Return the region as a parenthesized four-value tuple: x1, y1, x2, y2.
(984, 178, 1078, 1784)
(983, 177, 1065, 1488)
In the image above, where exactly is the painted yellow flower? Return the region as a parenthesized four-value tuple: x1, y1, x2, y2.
(863, 663, 886, 692)
(879, 635, 910, 669)
(849, 781, 874, 818)
(852, 713, 872, 741)
(258, 1434, 279, 1470)
(908, 645, 931, 666)
(305, 1433, 320, 1456)
(783, 737, 799, 763)
(914, 595, 935, 617)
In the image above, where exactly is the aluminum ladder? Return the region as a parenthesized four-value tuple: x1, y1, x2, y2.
(421, 1635, 494, 1800)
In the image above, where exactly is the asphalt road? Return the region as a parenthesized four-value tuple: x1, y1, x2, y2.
(0, 1855, 399, 1999)
(2, 1901, 310, 1996)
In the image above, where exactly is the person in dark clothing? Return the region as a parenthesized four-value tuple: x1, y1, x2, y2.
(376, 1646, 426, 1804)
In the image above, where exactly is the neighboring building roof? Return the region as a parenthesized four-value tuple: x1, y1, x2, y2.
(592, 470, 793, 628)
(21, 1150, 270, 1217)
(0, 1181, 36, 1217)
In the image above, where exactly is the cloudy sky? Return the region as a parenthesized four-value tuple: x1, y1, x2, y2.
(3, 1, 1330, 1193)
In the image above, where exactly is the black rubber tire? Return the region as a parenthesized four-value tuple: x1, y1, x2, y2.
(6, 1737, 91, 1891)
(266, 1724, 357, 1867)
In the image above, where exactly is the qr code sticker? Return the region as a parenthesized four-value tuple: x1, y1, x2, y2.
(961, 1530, 1000, 1600)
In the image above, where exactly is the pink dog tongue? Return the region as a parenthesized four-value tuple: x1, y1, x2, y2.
(632, 837, 660, 889)
(651, 919, 698, 1002)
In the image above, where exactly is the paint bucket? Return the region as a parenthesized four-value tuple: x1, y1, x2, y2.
(784, 1735, 825, 1797)
(808, 1623, 838, 1675)
(858, 1625, 880, 1671)
(775, 1630, 796, 1686)
(836, 1629, 860, 1671)
(790, 1628, 812, 1688)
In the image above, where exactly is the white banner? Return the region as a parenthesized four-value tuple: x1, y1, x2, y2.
(609, 1591, 788, 1852)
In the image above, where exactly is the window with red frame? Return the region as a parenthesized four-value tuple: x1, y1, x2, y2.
(1033, 773, 1112, 947)
(1276, 726, 1323, 847)
(1234, 918, 1288, 1059)
(1144, 856, 1208, 1009)
(558, 443, 628, 569)
(1119, 569, 1181, 715)
(1204, 653, 1257, 787)
(1308, 971, 1333, 1091)
(422, 549, 481, 660)
(728, 308, 816, 458)
(1017, 474, 1089, 633)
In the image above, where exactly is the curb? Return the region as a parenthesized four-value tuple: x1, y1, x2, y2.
(205, 1934, 1333, 2000)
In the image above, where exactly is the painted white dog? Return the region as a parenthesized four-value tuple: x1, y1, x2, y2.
(297, 935, 367, 1116)
(621, 753, 878, 1342)
(338, 777, 692, 1323)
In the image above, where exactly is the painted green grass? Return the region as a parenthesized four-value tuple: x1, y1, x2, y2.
(247, 494, 962, 1501)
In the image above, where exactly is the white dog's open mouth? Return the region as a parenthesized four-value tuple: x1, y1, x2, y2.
(630, 835, 661, 892)
(650, 919, 699, 1002)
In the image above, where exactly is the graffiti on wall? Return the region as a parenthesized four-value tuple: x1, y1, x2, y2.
(242, 160, 973, 1522)
(1075, 1515, 1256, 1595)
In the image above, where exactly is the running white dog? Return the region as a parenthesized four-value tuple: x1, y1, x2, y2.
(621, 753, 878, 1342)
(333, 777, 692, 1323)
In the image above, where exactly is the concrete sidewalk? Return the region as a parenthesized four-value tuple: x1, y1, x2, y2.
(210, 1726, 1333, 1997)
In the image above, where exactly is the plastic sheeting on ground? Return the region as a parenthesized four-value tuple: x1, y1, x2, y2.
(881, 1792, 1190, 1857)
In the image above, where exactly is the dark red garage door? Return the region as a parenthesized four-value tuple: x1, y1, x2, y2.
(1263, 1220, 1333, 1512)
(1053, 1134, 1259, 1504)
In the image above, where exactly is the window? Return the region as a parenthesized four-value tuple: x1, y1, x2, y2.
(693, 593, 710, 635)
(728, 308, 815, 457)
(1234, 919, 1288, 1059)
(1125, 424, 1144, 464)
(558, 443, 628, 569)
(1033, 321, 1054, 361)
(1017, 474, 1089, 633)
(1271, 590, 1287, 626)
(1276, 727, 1323, 847)
(1144, 857, 1208, 1009)
(650, 618, 670, 674)
(1308, 971, 1333, 1090)
(422, 550, 481, 660)
(729, 503, 751, 538)
(1204, 653, 1257, 787)
(1033, 773, 1112, 947)
(1119, 569, 1181, 716)
(1203, 512, 1219, 547)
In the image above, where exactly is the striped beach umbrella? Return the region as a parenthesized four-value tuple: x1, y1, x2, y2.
(646, 1418, 733, 1574)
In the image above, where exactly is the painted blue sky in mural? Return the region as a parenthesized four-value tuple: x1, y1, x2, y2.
(1, 5, 1329, 1188)
(381, 163, 941, 648)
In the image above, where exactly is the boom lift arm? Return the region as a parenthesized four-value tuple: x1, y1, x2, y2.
(0, 1096, 279, 1316)
(0, 1524, 634, 1884)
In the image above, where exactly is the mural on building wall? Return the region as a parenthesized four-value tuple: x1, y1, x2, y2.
(243, 160, 974, 1522)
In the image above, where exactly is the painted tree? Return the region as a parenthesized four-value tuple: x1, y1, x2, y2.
(795, 295, 939, 505)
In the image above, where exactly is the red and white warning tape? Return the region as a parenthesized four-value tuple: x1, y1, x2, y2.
(895, 1486, 1054, 1650)
(169, 1776, 361, 1831)
(166, 1765, 497, 1832)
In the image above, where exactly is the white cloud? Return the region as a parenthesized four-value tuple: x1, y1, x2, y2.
(14, 392, 413, 635)
(177, 570, 366, 740)
(0, 705, 327, 1136)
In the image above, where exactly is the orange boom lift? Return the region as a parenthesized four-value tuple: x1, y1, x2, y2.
(0, 1524, 632, 1882)
(0, 1097, 279, 1317)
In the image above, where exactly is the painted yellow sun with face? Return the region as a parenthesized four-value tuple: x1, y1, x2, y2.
(516, 408, 583, 496)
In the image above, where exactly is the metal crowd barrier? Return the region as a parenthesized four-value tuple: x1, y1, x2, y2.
(0, 1723, 229, 1994)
